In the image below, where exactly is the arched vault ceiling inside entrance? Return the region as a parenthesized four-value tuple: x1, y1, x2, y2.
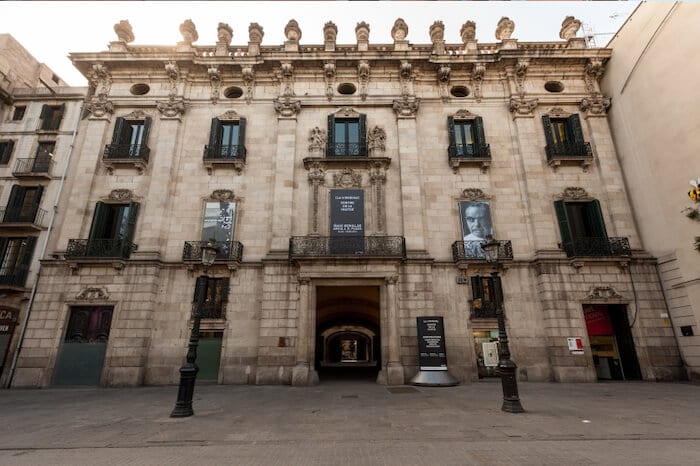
(316, 286, 380, 329)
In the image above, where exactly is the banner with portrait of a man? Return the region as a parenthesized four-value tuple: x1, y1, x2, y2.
(459, 201, 494, 258)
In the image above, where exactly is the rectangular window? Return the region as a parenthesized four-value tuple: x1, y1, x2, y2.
(108, 117, 152, 159)
(327, 114, 367, 157)
(33, 142, 54, 173)
(39, 104, 65, 131)
(202, 201, 235, 244)
(86, 201, 139, 258)
(12, 106, 26, 121)
(549, 119, 568, 144)
(3, 185, 44, 223)
(542, 114, 590, 158)
(193, 276, 230, 319)
(554, 200, 610, 257)
(447, 116, 488, 158)
(206, 118, 246, 159)
(64, 306, 113, 343)
(0, 237, 37, 287)
(470, 275, 502, 318)
(0, 141, 15, 165)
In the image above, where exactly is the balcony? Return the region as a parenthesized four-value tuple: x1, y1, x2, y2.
(561, 237, 631, 258)
(0, 265, 30, 288)
(545, 141, 593, 170)
(448, 143, 491, 173)
(182, 240, 244, 264)
(327, 142, 368, 158)
(0, 207, 48, 231)
(192, 302, 225, 320)
(289, 236, 406, 259)
(202, 144, 246, 174)
(470, 300, 498, 319)
(65, 238, 137, 260)
(102, 143, 150, 174)
(452, 240, 513, 263)
(12, 158, 54, 179)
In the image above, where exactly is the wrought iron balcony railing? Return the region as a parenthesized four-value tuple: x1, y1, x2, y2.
(470, 300, 498, 319)
(12, 157, 54, 176)
(65, 238, 137, 259)
(182, 240, 244, 262)
(1, 207, 48, 228)
(290, 236, 406, 258)
(103, 143, 150, 161)
(192, 303, 226, 320)
(326, 142, 368, 157)
(0, 265, 30, 288)
(545, 141, 592, 160)
(561, 237, 631, 258)
(452, 240, 513, 262)
(203, 144, 247, 161)
(448, 143, 491, 159)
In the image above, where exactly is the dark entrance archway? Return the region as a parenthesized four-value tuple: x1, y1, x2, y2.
(315, 286, 380, 381)
(584, 304, 642, 380)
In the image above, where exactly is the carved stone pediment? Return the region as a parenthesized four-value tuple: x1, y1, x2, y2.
(454, 109, 476, 120)
(157, 97, 186, 119)
(211, 189, 235, 201)
(333, 168, 362, 188)
(558, 186, 590, 201)
(123, 110, 149, 120)
(273, 97, 301, 118)
(460, 188, 490, 201)
(548, 107, 570, 118)
(76, 287, 110, 300)
(580, 95, 611, 116)
(584, 286, 625, 301)
(335, 107, 360, 118)
(217, 110, 242, 121)
(392, 97, 420, 118)
(108, 189, 134, 201)
(509, 98, 538, 117)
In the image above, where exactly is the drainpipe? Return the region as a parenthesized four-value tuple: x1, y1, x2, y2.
(6, 101, 84, 388)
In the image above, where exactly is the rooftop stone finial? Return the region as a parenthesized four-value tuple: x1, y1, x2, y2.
(114, 20, 134, 43)
(324, 21, 338, 42)
(460, 21, 476, 42)
(249, 23, 264, 43)
(179, 19, 198, 44)
(429, 21, 445, 42)
(559, 16, 582, 40)
(355, 22, 370, 41)
(217, 23, 233, 45)
(391, 18, 408, 42)
(495, 17, 515, 40)
(285, 19, 302, 42)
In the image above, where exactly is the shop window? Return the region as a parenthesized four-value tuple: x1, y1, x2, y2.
(39, 104, 65, 131)
(470, 275, 502, 319)
(206, 118, 246, 159)
(326, 113, 367, 157)
(0, 141, 15, 165)
(0, 237, 37, 287)
(3, 185, 44, 223)
(447, 116, 489, 158)
(193, 276, 230, 319)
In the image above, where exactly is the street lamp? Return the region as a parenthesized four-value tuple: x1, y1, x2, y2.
(481, 236, 524, 413)
(171, 239, 218, 418)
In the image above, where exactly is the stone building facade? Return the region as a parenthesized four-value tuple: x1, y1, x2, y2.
(0, 34, 85, 387)
(11, 17, 683, 387)
(602, 2, 700, 381)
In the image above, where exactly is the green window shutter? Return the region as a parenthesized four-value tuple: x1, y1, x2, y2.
(554, 200, 572, 245)
(0, 237, 8, 262)
(238, 118, 246, 157)
(471, 275, 484, 300)
(221, 278, 230, 304)
(358, 114, 367, 156)
(55, 104, 66, 129)
(208, 118, 221, 148)
(494, 276, 503, 307)
(88, 201, 110, 240)
(567, 114, 585, 147)
(542, 115, 555, 149)
(141, 117, 152, 146)
(1, 141, 14, 163)
(473, 116, 486, 148)
(193, 276, 209, 304)
(39, 105, 50, 129)
(124, 202, 140, 243)
(111, 117, 126, 144)
(5, 185, 25, 221)
(16, 236, 38, 286)
(447, 116, 456, 156)
(326, 114, 335, 157)
(29, 185, 44, 220)
(587, 200, 609, 239)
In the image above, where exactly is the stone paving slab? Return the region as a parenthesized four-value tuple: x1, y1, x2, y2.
(0, 381, 699, 465)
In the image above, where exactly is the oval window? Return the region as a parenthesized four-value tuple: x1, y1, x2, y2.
(224, 86, 244, 99)
(337, 83, 357, 95)
(544, 81, 564, 93)
(130, 83, 150, 95)
(450, 86, 469, 98)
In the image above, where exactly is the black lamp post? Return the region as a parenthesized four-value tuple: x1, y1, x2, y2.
(171, 240, 218, 418)
(481, 236, 524, 414)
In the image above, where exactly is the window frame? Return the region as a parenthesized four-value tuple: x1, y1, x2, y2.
(0, 140, 15, 165)
(206, 116, 247, 160)
(554, 199, 610, 257)
(0, 236, 37, 287)
(3, 185, 44, 223)
(193, 276, 230, 319)
(39, 104, 65, 131)
(326, 111, 367, 157)
(12, 106, 26, 121)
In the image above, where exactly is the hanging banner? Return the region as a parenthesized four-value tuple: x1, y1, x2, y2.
(330, 189, 364, 236)
(416, 316, 448, 371)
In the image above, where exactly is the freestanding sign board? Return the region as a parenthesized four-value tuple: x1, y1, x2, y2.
(416, 316, 448, 370)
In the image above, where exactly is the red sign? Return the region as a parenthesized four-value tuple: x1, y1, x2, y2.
(583, 305, 613, 335)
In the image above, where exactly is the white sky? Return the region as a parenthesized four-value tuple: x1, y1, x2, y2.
(0, 1, 638, 86)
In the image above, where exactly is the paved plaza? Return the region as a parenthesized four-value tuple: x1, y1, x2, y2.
(0, 379, 699, 465)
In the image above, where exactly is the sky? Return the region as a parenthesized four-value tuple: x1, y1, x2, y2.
(0, 1, 639, 87)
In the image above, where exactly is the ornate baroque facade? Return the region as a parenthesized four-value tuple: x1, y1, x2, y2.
(9, 17, 683, 387)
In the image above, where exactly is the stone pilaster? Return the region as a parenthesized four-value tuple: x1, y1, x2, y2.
(384, 275, 404, 385)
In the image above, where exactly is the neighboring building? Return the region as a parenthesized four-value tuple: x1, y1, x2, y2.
(11, 16, 683, 388)
(0, 34, 85, 387)
(602, 2, 700, 382)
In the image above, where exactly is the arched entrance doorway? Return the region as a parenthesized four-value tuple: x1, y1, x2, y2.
(315, 286, 380, 381)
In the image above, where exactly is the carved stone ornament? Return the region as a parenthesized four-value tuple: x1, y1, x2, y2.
(285, 19, 302, 42)
(308, 162, 325, 184)
(580, 95, 611, 116)
(400, 60, 412, 80)
(308, 127, 327, 153)
(123, 110, 148, 120)
(471, 63, 486, 101)
(585, 58, 605, 95)
(509, 98, 538, 116)
(179, 19, 198, 44)
(454, 109, 476, 120)
(391, 18, 408, 41)
(429, 21, 445, 42)
(334, 168, 362, 188)
(515, 59, 529, 98)
(559, 16, 582, 40)
(242, 66, 255, 103)
(208, 67, 221, 104)
(273, 96, 301, 118)
(548, 107, 570, 118)
(355, 22, 370, 42)
(496, 17, 515, 40)
(109, 189, 134, 201)
(367, 126, 386, 154)
(76, 287, 110, 301)
(438, 65, 450, 84)
(335, 107, 360, 118)
(85, 95, 114, 120)
(249, 23, 264, 43)
(585, 286, 625, 301)
(88, 64, 112, 100)
(280, 62, 295, 97)
(324, 61, 335, 101)
(460, 21, 476, 42)
(560, 186, 590, 200)
(217, 110, 240, 121)
(358, 60, 370, 100)
(164, 61, 179, 97)
(217, 22, 233, 45)
(393, 97, 420, 118)
(324, 21, 338, 43)
(114, 20, 134, 43)
(211, 189, 235, 201)
(157, 96, 186, 119)
(461, 188, 489, 201)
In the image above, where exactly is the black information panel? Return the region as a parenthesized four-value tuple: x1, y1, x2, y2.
(416, 316, 448, 371)
(329, 189, 364, 254)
